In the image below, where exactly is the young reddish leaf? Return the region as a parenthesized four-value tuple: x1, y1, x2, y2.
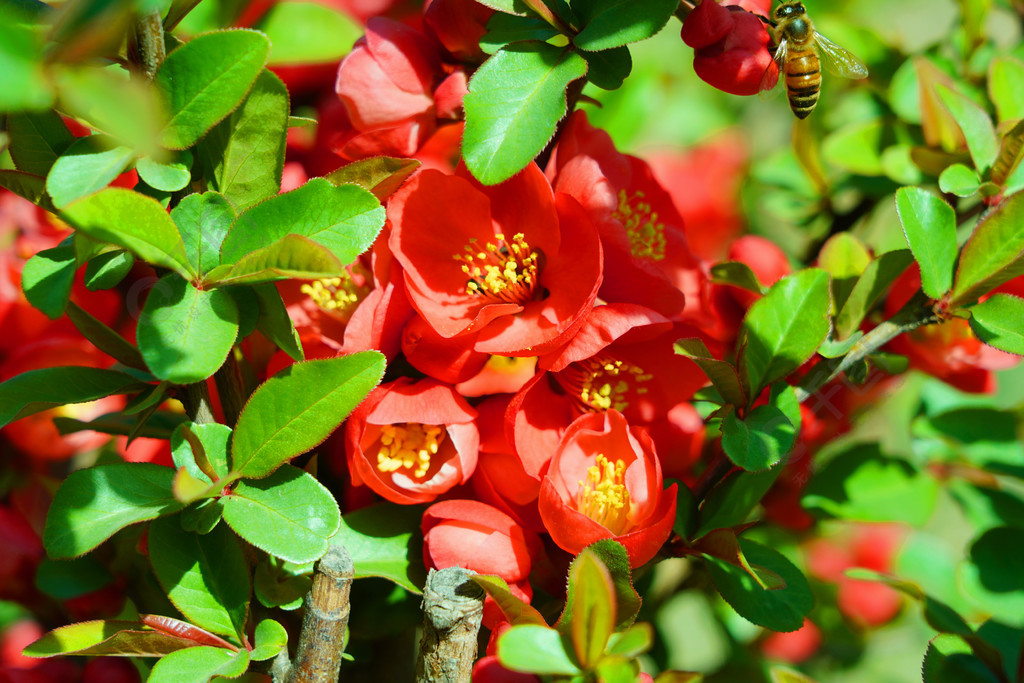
(43, 463, 184, 559)
(968, 294, 1024, 355)
(325, 157, 421, 202)
(935, 84, 998, 173)
(140, 615, 239, 650)
(557, 540, 641, 634)
(991, 119, 1024, 187)
(471, 575, 547, 625)
(896, 187, 957, 300)
(950, 190, 1024, 306)
(22, 620, 199, 658)
(173, 467, 213, 503)
(567, 549, 616, 668)
(230, 352, 385, 479)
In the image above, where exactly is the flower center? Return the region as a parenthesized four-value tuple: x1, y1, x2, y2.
(300, 266, 371, 321)
(557, 354, 653, 414)
(576, 453, 631, 535)
(454, 233, 539, 303)
(376, 423, 446, 479)
(613, 189, 666, 261)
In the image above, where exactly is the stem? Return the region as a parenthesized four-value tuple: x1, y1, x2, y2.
(132, 10, 165, 80)
(795, 293, 937, 403)
(284, 544, 355, 683)
(180, 381, 216, 425)
(536, 78, 586, 170)
(692, 450, 732, 502)
(415, 567, 485, 683)
(213, 350, 247, 428)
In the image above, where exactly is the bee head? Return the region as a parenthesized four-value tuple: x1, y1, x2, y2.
(774, 2, 806, 20)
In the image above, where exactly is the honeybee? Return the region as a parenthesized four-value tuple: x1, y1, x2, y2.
(760, 1, 868, 119)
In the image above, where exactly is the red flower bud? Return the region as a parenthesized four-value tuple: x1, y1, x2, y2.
(681, 0, 777, 97)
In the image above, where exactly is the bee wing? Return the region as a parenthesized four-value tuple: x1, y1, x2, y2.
(813, 33, 868, 80)
(758, 36, 787, 101)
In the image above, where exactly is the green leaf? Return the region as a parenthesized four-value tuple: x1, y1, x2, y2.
(155, 29, 271, 149)
(822, 120, 885, 176)
(22, 621, 199, 658)
(6, 110, 74, 176)
(46, 136, 135, 209)
(253, 283, 304, 361)
(739, 269, 831, 399)
(801, 444, 939, 524)
(961, 527, 1024, 628)
(475, 0, 530, 14)
(675, 339, 745, 407)
(221, 465, 341, 564)
(939, 163, 983, 197)
(148, 645, 249, 683)
(219, 178, 383, 265)
(136, 153, 192, 193)
(936, 84, 998, 173)
(572, 0, 676, 51)
(497, 624, 581, 675)
(969, 294, 1024, 355)
(204, 234, 345, 286)
(463, 42, 588, 185)
(249, 619, 288, 661)
(472, 575, 547, 624)
(180, 499, 225, 535)
(333, 502, 427, 593)
(195, 69, 289, 213)
(21, 242, 76, 319)
(0, 16, 52, 111)
(61, 188, 194, 279)
(566, 550, 615, 667)
(137, 274, 240, 384)
(171, 422, 233, 483)
(709, 261, 764, 294)
(896, 187, 957, 299)
(171, 191, 236, 277)
(35, 556, 112, 600)
(695, 467, 783, 539)
(230, 352, 385, 478)
(0, 169, 51, 209)
(835, 249, 914, 339)
(84, 250, 134, 290)
(989, 56, 1024, 122)
(818, 233, 871, 311)
(951, 191, 1024, 306)
(605, 623, 653, 658)
(721, 404, 796, 472)
(325, 157, 421, 203)
(818, 331, 863, 359)
(65, 301, 147, 370)
(43, 463, 184, 559)
(0, 366, 145, 428)
(259, 1, 360, 65)
(480, 13, 559, 54)
(148, 516, 250, 639)
(704, 539, 813, 632)
(580, 46, 632, 90)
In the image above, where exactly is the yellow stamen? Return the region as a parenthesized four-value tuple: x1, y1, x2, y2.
(376, 423, 446, 479)
(300, 265, 371, 321)
(453, 233, 540, 302)
(558, 354, 653, 413)
(613, 189, 666, 261)
(576, 453, 632, 535)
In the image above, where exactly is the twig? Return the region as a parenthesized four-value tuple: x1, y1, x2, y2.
(213, 350, 247, 427)
(415, 567, 485, 683)
(284, 544, 355, 683)
(131, 10, 165, 80)
(180, 381, 216, 425)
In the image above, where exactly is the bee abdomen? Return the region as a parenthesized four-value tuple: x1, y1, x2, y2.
(785, 49, 821, 119)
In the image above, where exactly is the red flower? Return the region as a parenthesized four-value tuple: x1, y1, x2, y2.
(885, 266, 1018, 393)
(423, 0, 493, 64)
(760, 618, 822, 663)
(388, 164, 602, 356)
(538, 411, 676, 567)
(547, 111, 704, 320)
(681, 0, 777, 97)
(345, 378, 479, 504)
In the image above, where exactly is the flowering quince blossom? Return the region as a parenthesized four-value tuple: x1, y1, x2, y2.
(333, 16, 467, 159)
(422, 499, 537, 625)
(538, 410, 676, 568)
(388, 162, 602, 356)
(681, 0, 778, 97)
(885, 266, 1018, 393)
(547, 111, 705, 320)
(509, 303, 708, 479)
(345, 377, 479, 504)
